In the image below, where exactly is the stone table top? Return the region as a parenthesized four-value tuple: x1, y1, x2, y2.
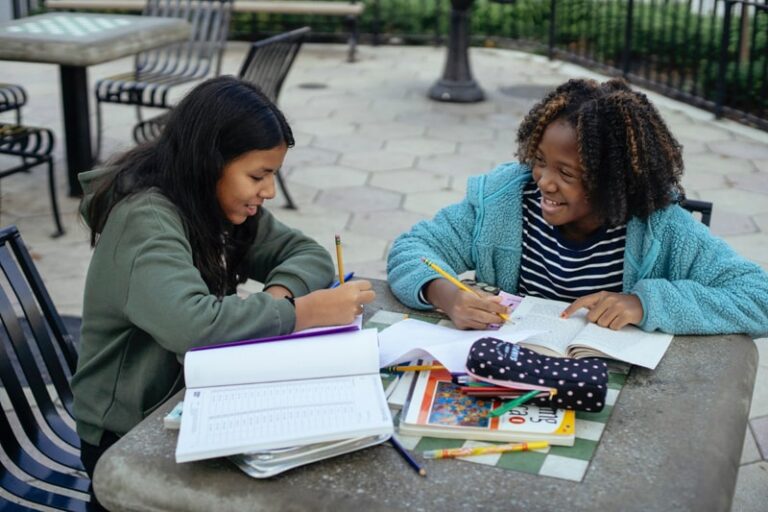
(0, 12, 190, 67)
(93, 279, 757, 512)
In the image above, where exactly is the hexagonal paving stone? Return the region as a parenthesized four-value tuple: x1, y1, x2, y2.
(319, 231, 388, 264)
(270, 204, 351, 241)
(681, 170, 728, 192)
(370, 169, 450, 194)
(753, 159, 768, 173)
(426, 124, 496, 143)
(269, 179, 319, 209)
(730, 172, 768, 194)
(384, 138, 456, 156)
(683, 154, 755, 176)
(340, 150, 415, 172)
(294, 119, 356, 136)
(282, 105, 334, 121)
(753, 212, 768, 233)
(289, 165, 368, 189)
(673, 122, 732, 142)
(677, 138, 709, 155)
(722, 233, 768, 267)
(404, 190, 464, 216)
(458, 141, 516, 167)
(312, 133, 384, 153)
(417, 154, 495, 177)
(316, 186, 402, 212)
(348, 259, 389, 280)
(283, 146, 339, 167)
(357, 121, 426, 140)
(709, 210, 758, 237)
(349, 209, 428, 240)
(709, 140, 768, 160)
(699, 189, 768, 216)
(395, 110, 465, 127)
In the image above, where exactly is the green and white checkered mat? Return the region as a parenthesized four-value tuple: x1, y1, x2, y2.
(367, 310, 630, 482)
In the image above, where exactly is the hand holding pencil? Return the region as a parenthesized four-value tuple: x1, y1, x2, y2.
(421, 258, 510, 330)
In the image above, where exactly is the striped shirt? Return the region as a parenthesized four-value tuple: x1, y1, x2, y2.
(518, 181, 626, 301)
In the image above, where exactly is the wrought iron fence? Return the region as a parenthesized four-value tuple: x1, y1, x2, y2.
(20, 0, 768, 129)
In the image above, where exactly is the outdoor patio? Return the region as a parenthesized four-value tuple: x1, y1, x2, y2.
(1, 41, 767, 509)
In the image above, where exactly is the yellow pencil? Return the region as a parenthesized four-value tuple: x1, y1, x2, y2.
(335, 234, 346, 285)
(385, 364, 446, 372)
(422, 441, 549, 459)
(421, 257, 509, 322)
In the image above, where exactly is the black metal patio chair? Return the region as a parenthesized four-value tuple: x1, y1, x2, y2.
(93, 0, 233, 159)
(0, 123, 65, 237)
(0, 225, 93, 511)
(0, 84, 27, 125)
(680, 198, 713, 227)
(134, 26, 311, 210)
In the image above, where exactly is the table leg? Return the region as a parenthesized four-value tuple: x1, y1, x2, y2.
(59, 65, 93, 197)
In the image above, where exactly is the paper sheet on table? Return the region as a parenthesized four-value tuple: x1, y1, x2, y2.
(378, 319, 544, 374)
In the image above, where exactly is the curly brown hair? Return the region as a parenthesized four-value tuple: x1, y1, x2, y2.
(516, 78, 685, 226)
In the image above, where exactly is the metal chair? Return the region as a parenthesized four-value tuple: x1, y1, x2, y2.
(134, 26, 311, 210)
(93, 0, 233, 159)
(680, 198, 713, 227)
(0, 225, 93, 511)
(0, 84, 27, 125)
(0, 123, 65, 237)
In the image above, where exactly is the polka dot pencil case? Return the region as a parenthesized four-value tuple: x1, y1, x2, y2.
(465, 337, 608, 412)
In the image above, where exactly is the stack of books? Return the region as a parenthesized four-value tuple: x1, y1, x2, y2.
(173, 325, 394, 478)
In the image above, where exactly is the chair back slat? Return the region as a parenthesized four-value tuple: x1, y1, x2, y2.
(136, 0, 232, 80)
(0, 226, 82, 468)
(0, 462, 90, 512)
(239, 27, 311, 103)
(680, 199, 713, 227)
(0, 246, 75, 410)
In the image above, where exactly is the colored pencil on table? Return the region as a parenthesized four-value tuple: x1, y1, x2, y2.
(385, 364, 445, 373)
(390, 437, 426, 477)
(489, 389, 548, 417)
(422, 441, 549, 460)
(335, 234, 346, 285)
(421, 257, 509, 322)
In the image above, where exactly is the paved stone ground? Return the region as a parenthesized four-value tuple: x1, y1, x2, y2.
(1, 42, 767, 509)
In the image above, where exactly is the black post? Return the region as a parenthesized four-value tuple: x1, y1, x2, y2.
(621, 0, 634, 76)
(428, 0, 484, 103)
(715, 0, 734, 119)
(60, 65, 93, 197)
(548, 0, 556, 60)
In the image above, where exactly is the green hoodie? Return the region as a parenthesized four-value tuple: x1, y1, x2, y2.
(72, 168, 334, 444)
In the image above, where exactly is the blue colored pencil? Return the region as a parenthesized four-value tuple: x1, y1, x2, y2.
(390, 436, 426, 477)
(330, 272, 355, 288)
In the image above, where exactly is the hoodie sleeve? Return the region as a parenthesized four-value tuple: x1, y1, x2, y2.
(632, 207, 768, 338)
(241, 208, 335, 297)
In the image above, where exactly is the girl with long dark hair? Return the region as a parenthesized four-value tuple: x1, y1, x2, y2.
(72, 76, 375, 491)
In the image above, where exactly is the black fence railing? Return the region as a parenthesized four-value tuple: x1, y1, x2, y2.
(18, 0, 768, 130)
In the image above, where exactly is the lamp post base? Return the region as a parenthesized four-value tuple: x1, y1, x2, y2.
(428, 78, 485, 103)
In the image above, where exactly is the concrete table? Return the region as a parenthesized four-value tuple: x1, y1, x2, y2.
(93, 279, 757, 512)
(0, 13, 190, 196)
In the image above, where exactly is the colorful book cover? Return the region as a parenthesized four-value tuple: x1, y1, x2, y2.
(400, 369, 575, 446)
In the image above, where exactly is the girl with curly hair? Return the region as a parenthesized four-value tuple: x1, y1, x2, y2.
(387, 78, 768, 336)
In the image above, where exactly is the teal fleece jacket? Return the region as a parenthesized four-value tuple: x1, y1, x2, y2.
(387, 162, 768, 338)
(72, 168, 334, 444)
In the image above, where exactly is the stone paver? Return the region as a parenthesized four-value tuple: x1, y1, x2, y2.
(1, 42, 767, 510)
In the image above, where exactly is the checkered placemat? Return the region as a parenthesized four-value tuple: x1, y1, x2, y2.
(368, 310, 629, 482)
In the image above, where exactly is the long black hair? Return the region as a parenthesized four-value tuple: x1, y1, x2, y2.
(85, 76, 295, 297)
(516, 78, 684, 226)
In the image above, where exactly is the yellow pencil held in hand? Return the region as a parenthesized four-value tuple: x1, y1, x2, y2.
(421, 257, 509, 322)
(335, 234, 345, 285)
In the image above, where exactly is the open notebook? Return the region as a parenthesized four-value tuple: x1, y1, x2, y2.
(175, 328, 393, 464)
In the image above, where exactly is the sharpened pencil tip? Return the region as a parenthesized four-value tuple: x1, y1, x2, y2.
(419, 468, 427, 477)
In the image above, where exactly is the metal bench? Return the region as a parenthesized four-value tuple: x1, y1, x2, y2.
(45, 0, 365, 62)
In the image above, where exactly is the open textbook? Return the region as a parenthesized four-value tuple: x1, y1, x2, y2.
(502, 296, 673, 369)
(175, 328, 393, 464)
(400, 367, 575, 446)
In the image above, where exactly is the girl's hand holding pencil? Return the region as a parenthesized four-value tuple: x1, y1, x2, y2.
(421, 259, 510, 330)
(292, 281, 375, 331)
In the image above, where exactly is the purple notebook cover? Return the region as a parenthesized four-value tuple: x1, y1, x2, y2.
(190, 323, 360, 352)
